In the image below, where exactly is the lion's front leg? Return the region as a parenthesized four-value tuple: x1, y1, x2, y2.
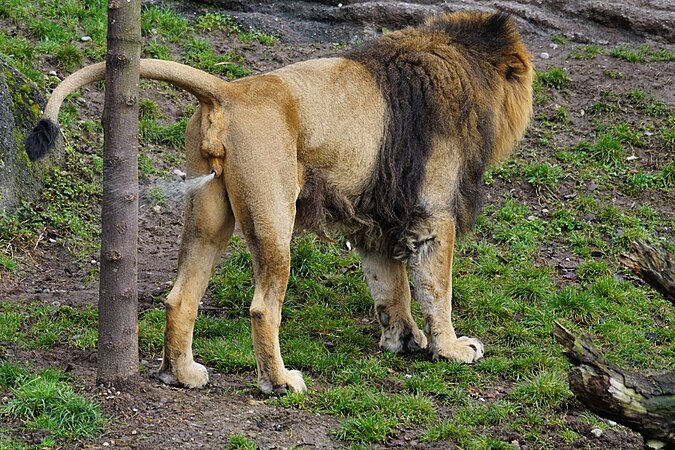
(408, 218, 484, 363)
(360, 250, 427, 354)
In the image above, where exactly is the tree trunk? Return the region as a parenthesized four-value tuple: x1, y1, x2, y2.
(552, 322, 675, 449)
(97, 0, 141, 387)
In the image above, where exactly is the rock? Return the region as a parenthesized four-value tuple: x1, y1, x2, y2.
(192, 0, 674, 44)
(0, 58, 64, 213)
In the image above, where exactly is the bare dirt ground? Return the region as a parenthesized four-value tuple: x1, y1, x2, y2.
(1, 1, 673, 448)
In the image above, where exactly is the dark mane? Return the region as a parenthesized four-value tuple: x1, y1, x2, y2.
(426, 11, 517, 57)
(343, 11, 512, 258)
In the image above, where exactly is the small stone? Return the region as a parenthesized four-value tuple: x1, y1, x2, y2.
(646, 439, 666, 449)
(173, 168, 186, 180)
(81, 36, 92, 42)
(550, 43, 559, 50)
(540, 52, 550, 59)
(590, 428, 603, 438)
(153, 205, 163, 214)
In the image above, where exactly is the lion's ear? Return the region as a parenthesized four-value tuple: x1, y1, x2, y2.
(504, 52, 530, 81)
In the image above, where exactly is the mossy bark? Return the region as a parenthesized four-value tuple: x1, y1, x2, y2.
(0, 58, 63, 213)
(620, 240, 675, 304)
(97, 0, 142, 387)
(553, 322, 675, 449)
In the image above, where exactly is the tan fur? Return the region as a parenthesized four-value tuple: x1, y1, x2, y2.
(36, 12, 533, 394)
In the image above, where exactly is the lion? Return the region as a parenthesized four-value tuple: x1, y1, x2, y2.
(26, 11, 533, 394)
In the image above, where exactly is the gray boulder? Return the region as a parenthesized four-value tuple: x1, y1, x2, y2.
(0, 58, 63, 214)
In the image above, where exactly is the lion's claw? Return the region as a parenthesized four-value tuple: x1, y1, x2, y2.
(158, 360, 209, 388)
(259, 369, 306, 395)
(431, 336, 484, 363)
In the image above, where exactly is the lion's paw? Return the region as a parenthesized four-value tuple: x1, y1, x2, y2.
(259, 369, 307, 395)
(158, 360, 209, 389)
(380, 323, 427, 354)
(432, 336, 484, 363)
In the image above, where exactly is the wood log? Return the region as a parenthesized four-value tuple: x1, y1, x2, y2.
(620, 240, 675, 304)
(552, 322, 675, 449)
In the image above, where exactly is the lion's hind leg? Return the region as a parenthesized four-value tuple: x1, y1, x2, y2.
(229, 181, 306, 394)
(360, 250, 427, 354)
(408, 217, 484, 363)
(158, 113, 235, 388)
(222, 106, 306, 394)
(158, 176, 235, 387)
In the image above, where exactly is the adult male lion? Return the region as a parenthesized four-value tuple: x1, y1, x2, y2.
(27, 11, 533, 394)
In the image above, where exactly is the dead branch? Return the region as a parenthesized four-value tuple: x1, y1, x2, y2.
(552, 322, 675, 449)
(621, 240, 675, 304)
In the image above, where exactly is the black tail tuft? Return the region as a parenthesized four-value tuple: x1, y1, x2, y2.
(25, 119, 60, 161)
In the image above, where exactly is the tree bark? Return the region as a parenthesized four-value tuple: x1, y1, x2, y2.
(552, 322, 675, 449)
(97, 0, 141, 387)
(620, 240, 675, 304)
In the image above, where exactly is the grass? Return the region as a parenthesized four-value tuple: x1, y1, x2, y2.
(194, 12, 279, 45)
(228, 435, 258, 450)
(611, 44, 675, 63)
(536, 67, 572, 90)
(0, 362, 105, 447)
(1, 1, 675, 449)
(522, 162, 565, 192)
(568, 44, 602, 60)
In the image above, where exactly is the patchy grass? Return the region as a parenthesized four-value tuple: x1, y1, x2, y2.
(611, 44, 675, 63)
(195, 12, 279, 45)
(227, 434, 258, 450)
(536, 67, 573, 90)
(0, 362, 105, 447)
(1, 2, 674, 449)
(568, 44, 602, 60)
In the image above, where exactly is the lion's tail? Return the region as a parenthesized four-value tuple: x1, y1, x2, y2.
(25, 59, 230, 161)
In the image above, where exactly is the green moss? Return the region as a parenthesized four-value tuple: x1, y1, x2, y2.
(4, 68, 42, 125)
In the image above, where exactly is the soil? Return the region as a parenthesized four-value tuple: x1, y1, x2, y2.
(1, 1, 673, 449)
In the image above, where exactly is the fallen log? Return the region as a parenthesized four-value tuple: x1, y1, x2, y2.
(552, 322, 675, 449)
(620, 240, 675, 304)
